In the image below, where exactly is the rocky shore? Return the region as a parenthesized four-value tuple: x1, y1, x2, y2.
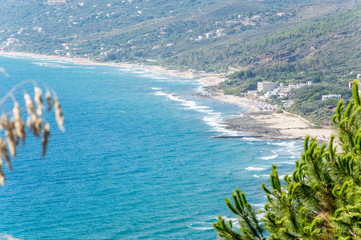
(225, 111, 334, 143)
(225, 112, 300, 140)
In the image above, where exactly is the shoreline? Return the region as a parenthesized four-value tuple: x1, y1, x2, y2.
(225, 111, 334, 143)
(0, 51, 335, 142)
(0, 51, 226, 86)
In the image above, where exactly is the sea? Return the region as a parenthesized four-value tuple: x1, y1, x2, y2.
(0, 56, 302, 240)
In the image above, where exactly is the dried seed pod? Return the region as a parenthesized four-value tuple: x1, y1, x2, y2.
(1, 115, 8, 129)
(34, 87, 43, 116)
(13, 103, 21, 121)
(54, 98, 64, 131)
(0, 138, 12, 172)
(0, 140, 4, 186)
(14, 120, 25, 140)
(46, 90, 52, 112)
(33, 116, 42, 137)
(0, 166, 4, 186)
(1, 116, 17, 157)
(42, 123, 50, 158)
(24, 93, 35, 116)
(0, 86, 65, 186)
(26, 116, 36, 138)
(13, 103, 26, 142)
(5, 122, 16, 157)
(19, 122, 26, 145)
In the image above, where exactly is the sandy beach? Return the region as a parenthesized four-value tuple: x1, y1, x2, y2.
(0, 51, 226, 87)
(0, 51, 336, 142)
(226, 111, 335, 143)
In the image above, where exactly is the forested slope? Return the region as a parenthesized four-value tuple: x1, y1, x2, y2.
(1, 0, 361, 124)
(0, 0, 355, 69)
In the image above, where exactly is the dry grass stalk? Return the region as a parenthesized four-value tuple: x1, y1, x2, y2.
(54, 98, 64, 131)
(0, 83, 64, 185)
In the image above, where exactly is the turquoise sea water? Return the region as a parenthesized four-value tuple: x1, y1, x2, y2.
(0, 56, 302, 239)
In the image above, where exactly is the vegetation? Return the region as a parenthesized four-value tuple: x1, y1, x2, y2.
(2, 1, 361, 124)
(289, 84, 352, 126)
(0, 0, 355, 66)
(214, 80, 361, 239)
(1, 1, 361, 125)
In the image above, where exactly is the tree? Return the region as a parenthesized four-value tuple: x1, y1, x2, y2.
(0, 81, 64, 186)
(214, 79, 361, 239)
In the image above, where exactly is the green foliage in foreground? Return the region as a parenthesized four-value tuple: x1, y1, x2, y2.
(214, 80, 361, 239)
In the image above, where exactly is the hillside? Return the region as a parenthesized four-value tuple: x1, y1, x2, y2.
(1, 0, 361, 124)
(0, 0, 354, 65)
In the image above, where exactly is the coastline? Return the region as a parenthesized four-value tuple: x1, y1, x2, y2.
(0, 51, 224, 86)
(225, 111, 335, 143)
(0, 51, 335, 142)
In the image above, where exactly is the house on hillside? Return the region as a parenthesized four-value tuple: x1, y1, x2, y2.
(257, 81, 277, 92)
(288, 81, 312, 90)
(322, 94, 341, 100)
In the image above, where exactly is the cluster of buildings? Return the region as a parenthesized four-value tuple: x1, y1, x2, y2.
(257, 81, 312, 99)
(254, 81, 343, 108)
(192, 28, 226, 41)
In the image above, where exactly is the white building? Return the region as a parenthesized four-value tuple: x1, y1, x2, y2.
(322, 94, 341, 100)
(257, 82, 277, 92)
(288, 81, 312, 90)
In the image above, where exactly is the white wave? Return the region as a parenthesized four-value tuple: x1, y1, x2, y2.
(0, 234, 22, 240)
(133, 70, 197, 83)
(196, 85, 210, 96)
(245, 167, 266, 171)
(253, 203, 265, 208)
(153, 91, 238, 135)
(153, 91, 168, 96)
(150, 87, 162, 90)
(260, 151, 278, 160)
(287, 149, 302, 156)
(189, 226, 213, 231)
(268, 141, 296, 147)
(139, 73, 169, 80)
(202, 115, 237, 135)
(242, 137, 263, 142)
(252, 174, 270, 179)
(32, 62, 69, 68)
(118, 68, 144, 74)
(188, 222, 213, 231)
(279, 161, 296, 165)
(181, 100, 209, 111)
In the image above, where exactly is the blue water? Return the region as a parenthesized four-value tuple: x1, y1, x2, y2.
(0, 56, 302, 239)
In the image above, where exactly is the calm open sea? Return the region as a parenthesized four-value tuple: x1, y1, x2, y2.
(0, 56, 301, 239)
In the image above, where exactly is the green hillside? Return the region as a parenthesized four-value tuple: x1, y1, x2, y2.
(1, 0, 361, 124)
(0, 0, 354, 65)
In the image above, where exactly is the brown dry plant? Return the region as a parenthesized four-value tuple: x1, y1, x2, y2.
(0, 81, 64, 185)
